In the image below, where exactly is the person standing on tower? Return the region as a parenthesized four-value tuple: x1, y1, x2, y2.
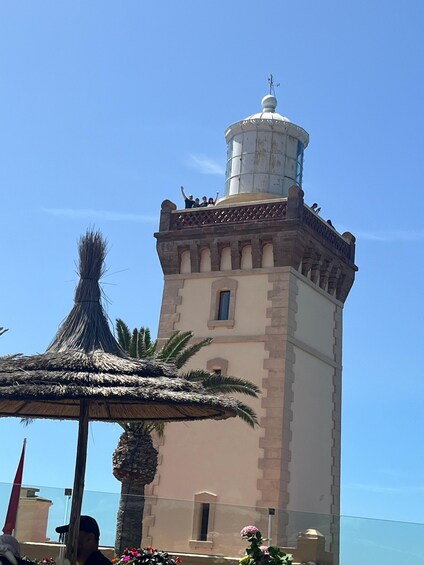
(207, 191, 219, 206)
(180, 186, 196, 209)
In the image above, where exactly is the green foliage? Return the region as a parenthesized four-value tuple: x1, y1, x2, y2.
(116, 319, 131, 351)
(240, 527, 293, 565)
(184, 370, 260, 427)
(185, 371, 260, 396)
(116, 319, 157, 359)
(113, 547, 182, 565)
(115, 320, 260, 428)
(231, 400, 258, 428)
(120, 420, 165, 437)
(156, 331, 212, 369)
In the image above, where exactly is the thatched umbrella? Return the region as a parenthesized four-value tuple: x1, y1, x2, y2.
(0, 231, 237, 564)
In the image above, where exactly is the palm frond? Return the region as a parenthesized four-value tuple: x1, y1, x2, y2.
(116, 319, 132, 352)
(0, 327, 8, 337)
(137, 327, 148, 358)
(129, 328, 139, 358)
(183, 370, 260, 397)
(137, 327, 157, 359)
(144, 421, 165, 437)
(142, 327, 153, 349)
(157, 331, 193, 362)
(181, 369, 209, 383)
(233, 400, 258, 427)
(172, 338, 213, 369)
(121, 420, 165, 436)
(116, 321, 159, 359)
(20, 417, 34, 426)
(148, 340, 157, 357)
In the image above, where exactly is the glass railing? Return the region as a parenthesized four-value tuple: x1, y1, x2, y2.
(1, 482, 424, 564)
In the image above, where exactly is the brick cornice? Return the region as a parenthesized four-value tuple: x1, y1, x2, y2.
(155, 188, 357, 303)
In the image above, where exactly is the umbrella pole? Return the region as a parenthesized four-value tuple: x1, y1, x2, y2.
(66, 400, 90, 565)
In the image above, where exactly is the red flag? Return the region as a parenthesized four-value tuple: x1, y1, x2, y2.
(3, 438, 26, 535)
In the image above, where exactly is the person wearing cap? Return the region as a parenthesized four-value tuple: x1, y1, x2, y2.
(56, 515, 111, 565)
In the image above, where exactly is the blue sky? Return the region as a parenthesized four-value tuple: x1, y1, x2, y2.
(1, 0, 424, 537)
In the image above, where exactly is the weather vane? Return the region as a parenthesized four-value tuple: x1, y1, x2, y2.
(268, 74, 280, 96)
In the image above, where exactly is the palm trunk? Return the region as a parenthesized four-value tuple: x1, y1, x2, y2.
(115, 480, 146, 555)
(113, 427, 159, 556)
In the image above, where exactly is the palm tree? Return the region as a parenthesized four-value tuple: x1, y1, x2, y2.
(112, 319, 260, 554)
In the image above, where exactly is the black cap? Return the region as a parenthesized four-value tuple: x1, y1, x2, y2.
(56, 515, 100, 540)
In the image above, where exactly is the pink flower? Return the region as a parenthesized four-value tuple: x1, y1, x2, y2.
(240, 525, 260, 537)
(260, 546, 269, 554)
(122, 556, 131, 563)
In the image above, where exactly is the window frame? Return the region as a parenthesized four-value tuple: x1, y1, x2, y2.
(208, 278, 238, 329)
(189, 491, 217, 549)
(217, 290, 231, 320)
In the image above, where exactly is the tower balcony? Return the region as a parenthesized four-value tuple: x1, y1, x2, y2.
(155, 186, 357, 303)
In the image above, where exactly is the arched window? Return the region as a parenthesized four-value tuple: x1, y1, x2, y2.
(180, 250, 191, 274)
(240, 245, 252, 270)
(262, 243, 274, 268)
(200, 248, 211, 272)
(220, 246, 231, 271)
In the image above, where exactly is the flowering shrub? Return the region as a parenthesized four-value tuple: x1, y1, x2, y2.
(113, 547, 181, 565)
(239, 526, 292, 565)
(240, 526, 260, 538)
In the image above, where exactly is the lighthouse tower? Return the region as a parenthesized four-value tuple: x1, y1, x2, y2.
(224, 92, 309, 201)
(150, 88, 357, 562)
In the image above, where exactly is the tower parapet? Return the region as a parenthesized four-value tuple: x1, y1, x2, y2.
(155, 187, 356, 303)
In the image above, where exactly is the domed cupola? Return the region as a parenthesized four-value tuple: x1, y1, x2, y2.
(222, 90, 309, 203)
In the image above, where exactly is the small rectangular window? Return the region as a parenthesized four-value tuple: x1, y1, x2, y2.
(218, 290, 231, 320)
(213, 369, 222, 375)
(208, 278, 237, 329)
(199, 503, 210, 541)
